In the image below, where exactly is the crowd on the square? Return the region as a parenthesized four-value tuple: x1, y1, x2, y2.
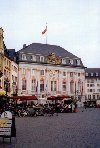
(0, 101, 77, 117)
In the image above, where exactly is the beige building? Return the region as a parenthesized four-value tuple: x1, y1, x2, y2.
(0, 28, 18, 96)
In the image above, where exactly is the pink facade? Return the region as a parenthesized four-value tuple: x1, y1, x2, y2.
(18, 64, 85, 105)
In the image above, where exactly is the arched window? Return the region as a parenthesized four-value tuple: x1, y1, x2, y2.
(51, 81, 57, 91)
(78, 81, 81, 93)
(31, 79, 36, 91)
(22, 79, 27, 90)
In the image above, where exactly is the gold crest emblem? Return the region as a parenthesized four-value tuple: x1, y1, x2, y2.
(47, 53, 61, 64)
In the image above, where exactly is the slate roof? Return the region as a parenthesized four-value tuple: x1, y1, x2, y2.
(85, 68, 100, 77)
(18, 43, 78, 58)
(18, 43, 85, 67)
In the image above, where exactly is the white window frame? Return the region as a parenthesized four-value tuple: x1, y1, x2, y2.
(62, 58, 66, 64)
(22, 54, 27, 60)
(31, 69, 35, 75)
(69, 59, 73, 65)
(40, 56, 44, 62)
(76, 59, 80, 65)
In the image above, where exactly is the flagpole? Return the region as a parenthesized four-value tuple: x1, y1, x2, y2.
(46, 23, 47, 44)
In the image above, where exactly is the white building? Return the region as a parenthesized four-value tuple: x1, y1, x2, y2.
(85, 68, 100, 100)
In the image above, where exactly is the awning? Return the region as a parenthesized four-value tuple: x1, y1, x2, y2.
(47, 95, 73, 100)
(56, 95, 72, 99)
(10, 95, 38, 100)
(0, 90, 6, 95)
(47, 96, 63, 100)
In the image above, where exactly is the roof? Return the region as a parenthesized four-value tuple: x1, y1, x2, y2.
(85, 68, 100, 77)
(18, 43, 78, 58)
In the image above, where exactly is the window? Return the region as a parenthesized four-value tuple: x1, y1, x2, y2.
(69, 59, 73, 65)
(22, 54, 26, 60)
(31, 79, 36, 91)
(70, 81, 74, 93)
(86, 73, 88, 76)
(62, 58, 66, 64)
(40, 70, 44, 75)
(87, 84, 89, 87)
(78, 82, 81, 92)
(91, 79, 94, 83)
(40, 56, 44, 62)
(96, 72, 98, 76)
(70, 72, 73, 77)
(22, 68, 26, 74)
(91, 73, 93, 76)
(97, 84, 100, 87)
(51, 81, 57, 91)
(97, 89, 100, 92)
(78, 73, 80, 77)
(22, 79, 26, 90)
(62, 81, 66, 91)
(40, 80, 44, 92)
(31, 69, 35, 75)
(31, 55, 36, 61)
(90, 84, 95, 87)
(88, 95, 91, 99)
(4, 70, 6, 76)
(93, 95, 95, 99)
(63, 72, 66, 76)
(76, 59, 80, 65)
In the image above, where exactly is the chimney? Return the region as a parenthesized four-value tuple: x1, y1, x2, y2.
(23, 44, 26, 48)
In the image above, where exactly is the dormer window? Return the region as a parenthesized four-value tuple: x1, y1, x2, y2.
(22, 54, 27, 60)
(76, 59, 80, 65)
(91, 73, 93, 76)
(86, 73, 88, 76)
(69, 59, 73, 65)
(40, 56, 44, 62)
(31, 55, 36, 61)
(96, 72, 98, 76)
(62, 58, 66, 64)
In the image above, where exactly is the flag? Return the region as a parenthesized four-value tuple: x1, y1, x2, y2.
(81, 82, 83, 96)
(75, 82, 76, 95)
(42, 25, 47, 35)
(36, 81, 38, 93)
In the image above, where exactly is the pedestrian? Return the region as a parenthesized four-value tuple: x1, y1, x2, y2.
(55, 104, 59, 116)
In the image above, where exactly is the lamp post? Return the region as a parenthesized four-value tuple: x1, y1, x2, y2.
(5, 78, 9, 97)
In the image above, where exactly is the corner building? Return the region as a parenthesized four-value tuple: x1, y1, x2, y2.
(17, 43, 85, 106)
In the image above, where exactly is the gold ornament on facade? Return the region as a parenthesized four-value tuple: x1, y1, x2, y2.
(47, 53, 61, 64)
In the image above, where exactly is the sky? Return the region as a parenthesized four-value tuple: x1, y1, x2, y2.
(0, 0, 100, 68)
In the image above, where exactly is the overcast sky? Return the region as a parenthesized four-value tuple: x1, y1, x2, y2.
(0, 0, 100, 68)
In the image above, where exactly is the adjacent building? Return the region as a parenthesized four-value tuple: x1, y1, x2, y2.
(85, 68, 100, 100)
(17, 43, 86, 106)
(0, 28, 18, 96)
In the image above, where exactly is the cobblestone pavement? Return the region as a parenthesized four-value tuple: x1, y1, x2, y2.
(0, 108, 100, 148)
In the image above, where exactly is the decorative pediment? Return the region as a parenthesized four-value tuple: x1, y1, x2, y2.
(47, 53, 61, 64)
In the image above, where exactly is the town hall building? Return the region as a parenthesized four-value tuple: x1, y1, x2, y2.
(17, 43, 86, 106)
